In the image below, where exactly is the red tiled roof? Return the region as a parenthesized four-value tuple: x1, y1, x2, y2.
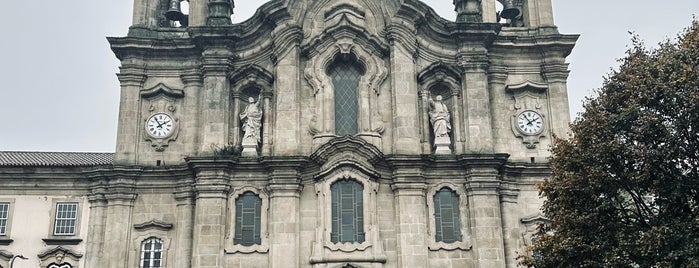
(0, 151, 114, 166)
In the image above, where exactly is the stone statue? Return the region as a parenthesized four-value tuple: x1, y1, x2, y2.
(428, 94, 452, 154)
(428, 95, 451, 137)
(240, 94, 263, 144)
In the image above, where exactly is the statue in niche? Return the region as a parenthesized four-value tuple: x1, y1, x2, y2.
(428, 95, 451, 137)
(428, 94, 452, 154)
(240, 94, 263, 144)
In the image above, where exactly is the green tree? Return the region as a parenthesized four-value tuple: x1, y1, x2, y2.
(521, 20, 699, 267)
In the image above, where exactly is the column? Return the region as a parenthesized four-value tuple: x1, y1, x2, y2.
(261, 91, 273, 156)
(199, 48, 233, 152)
(265, 159, 304, 268)
(390, 162, 428, 268)
(418, 90, 431, 153)
(191, 162, 231, 268)
(459, 51, 494, 153)
(207, 0, 233, 25)
(173, 188, 195, 268)
(463, 157, 507, 268)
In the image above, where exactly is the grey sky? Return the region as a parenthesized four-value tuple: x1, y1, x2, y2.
(0, 1, 696, 152)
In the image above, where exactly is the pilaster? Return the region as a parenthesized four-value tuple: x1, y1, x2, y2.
(173, 185, 196, 268)
(264, 158, 305, 268)
(189, 159, 233, 268)
(85, 178, 108, 268)
(115, 64, 146, 164)
(199, 48, 234, 152)
(458, 51, 495, 153)
(271, 24, 302, 155)
(102, 167, 141, 268)
(389, 37, 421, 154)
(388, 157, 428, 268)
(181, 70, 204, 156)
(461, 155, 508, 268)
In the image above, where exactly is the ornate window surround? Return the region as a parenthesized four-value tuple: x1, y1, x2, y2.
(426, 182, 472, 251)
(304, 35, 388, 149)
(130, 227, 172, 268)
(225, 186, 270, 254)
(310, 165, 386, 265)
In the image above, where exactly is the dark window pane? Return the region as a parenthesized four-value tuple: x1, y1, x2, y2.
(328, 55, 363, 136)
(330, 179, 364, 243)
(434, 188, 462, 243)
(234, 192, 262, 246)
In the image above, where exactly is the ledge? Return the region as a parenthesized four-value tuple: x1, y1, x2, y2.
(42, 238, 83, 246)
(0, 238, 13, 245)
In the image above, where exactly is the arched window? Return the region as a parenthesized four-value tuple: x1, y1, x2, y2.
(327, 54, 364, 136)
(140, 237, 163, 268)
(434, 187, 462, 243)
(330, 179, 364, 243)
(234, 192, 262, 246)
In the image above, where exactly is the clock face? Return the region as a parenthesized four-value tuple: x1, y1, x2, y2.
(517, 110, 543, 135)
(146, 113, 174, 138)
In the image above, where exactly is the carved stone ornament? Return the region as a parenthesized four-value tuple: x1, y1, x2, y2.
(507, 81, 548, 149)
(38, 246, 82, 267)
(141, 83, 184, 152)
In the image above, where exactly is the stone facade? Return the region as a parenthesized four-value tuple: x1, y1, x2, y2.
(0, 0, 577, 267)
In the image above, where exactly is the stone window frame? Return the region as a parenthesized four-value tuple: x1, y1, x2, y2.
(0, 199, 14, 240)
(225, 186, 270, 254)
(426, 182, 472, 251)
(130, 232, 172, 268)
(140, 237, 164, 268)
(315, 166, 379, 253)
(45, 199, 84, 244)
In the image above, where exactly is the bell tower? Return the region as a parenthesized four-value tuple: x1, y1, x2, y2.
(110, 0, 237, 165)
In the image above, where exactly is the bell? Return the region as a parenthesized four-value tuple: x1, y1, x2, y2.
(500, 0, 520, 20)
(165, 0, 185, 21)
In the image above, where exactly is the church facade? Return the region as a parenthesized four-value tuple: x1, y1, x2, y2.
(0, 0, 577, 267)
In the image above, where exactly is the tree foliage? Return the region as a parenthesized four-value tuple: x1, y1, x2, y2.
(521, 20, 699, 267)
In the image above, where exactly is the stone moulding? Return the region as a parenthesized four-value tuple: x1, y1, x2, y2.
(133, 219, 174, 231)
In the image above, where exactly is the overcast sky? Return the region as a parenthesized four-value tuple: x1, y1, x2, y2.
(0, 1, 696, 153)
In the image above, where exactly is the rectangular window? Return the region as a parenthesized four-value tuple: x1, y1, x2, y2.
(434, 188, 461, 243)
(0, 203, 8, 236)
(54, 202, 78, 236)
(234, 192, 262, 246)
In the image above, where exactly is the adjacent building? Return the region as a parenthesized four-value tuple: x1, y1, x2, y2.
(0, 0, 577, 267)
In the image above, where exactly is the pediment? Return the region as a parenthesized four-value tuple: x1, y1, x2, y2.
(140, 83, 185, 99)
(505, 80, 548, 93)
(229, 64, 274, 92)
(37, 246, 83, 261)
(0, 250, 12, 261)
(417, 61, 462, 89)
(310, 136, 385, 179)
(133, 219, 174, 231)
(520, 213, 549, 224)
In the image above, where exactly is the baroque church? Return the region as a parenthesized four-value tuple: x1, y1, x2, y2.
(0, 0, 577, 267)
